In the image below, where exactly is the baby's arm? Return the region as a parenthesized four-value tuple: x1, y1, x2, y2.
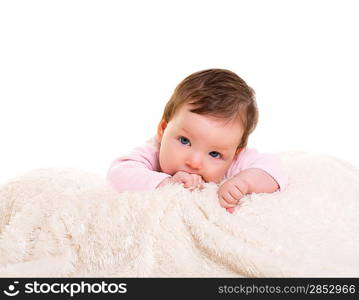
(231, 168, 279, 194)
(107, 140, 171, 192)
(107, 160, 171, 192)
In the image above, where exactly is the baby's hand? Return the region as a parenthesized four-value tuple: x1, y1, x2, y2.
(172, 171, 205, 191)
(157, 171, 204, 191)
(218, 177, 248, 213)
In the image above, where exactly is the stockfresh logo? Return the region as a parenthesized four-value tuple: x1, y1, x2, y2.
(3, 281, 20, 297)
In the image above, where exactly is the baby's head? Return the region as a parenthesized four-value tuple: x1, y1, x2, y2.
(156, 69, 258, 183)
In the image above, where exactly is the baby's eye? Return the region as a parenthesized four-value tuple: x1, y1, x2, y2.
(209, 151, 222, 159)
(179, 136, 191, 145)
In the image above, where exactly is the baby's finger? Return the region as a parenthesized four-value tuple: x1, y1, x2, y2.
(193, 174, 204, 190)
(218, 197, 227, 208)
(218, 195, 235, 208)
(232, 185, 244, 200)
(182, 174, 194, 189)
(225, 189, 241, 205)
(226, 207, 235, 214)
(220, 192, 237, 207)
(190, 174, 200, 190)
(224, 191, 239, 205)
(198, 177, 205, 190)
(185, 174, 200, 191)
(188, 177, 197, 191)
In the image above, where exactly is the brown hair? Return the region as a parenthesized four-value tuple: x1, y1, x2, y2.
(160, 68, 258, 149)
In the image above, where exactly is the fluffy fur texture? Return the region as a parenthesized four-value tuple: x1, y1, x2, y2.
(0, 152, 359, 277)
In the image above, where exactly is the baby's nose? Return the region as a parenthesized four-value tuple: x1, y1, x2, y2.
(185, 153, 202, 170)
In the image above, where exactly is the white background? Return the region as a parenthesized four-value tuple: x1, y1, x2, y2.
(1, 0, 358, 184)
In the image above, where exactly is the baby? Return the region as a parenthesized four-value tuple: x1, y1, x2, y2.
(107, 69, 288, 213)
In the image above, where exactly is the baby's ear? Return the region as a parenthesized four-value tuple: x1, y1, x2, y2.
(156, 119, 167, 143)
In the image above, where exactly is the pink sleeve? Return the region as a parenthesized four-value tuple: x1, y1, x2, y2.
(225, 148, 288, 191)
(107, 137, 171, 192)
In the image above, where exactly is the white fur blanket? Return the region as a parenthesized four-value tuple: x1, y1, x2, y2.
(0, 152, 359, 277)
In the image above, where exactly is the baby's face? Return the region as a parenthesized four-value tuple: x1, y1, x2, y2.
(157, 104, 244, 183)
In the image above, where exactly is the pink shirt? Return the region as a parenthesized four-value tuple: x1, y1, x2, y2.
(107, 136, 288, 193)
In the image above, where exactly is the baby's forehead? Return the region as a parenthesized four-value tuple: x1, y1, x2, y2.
(178, 110, 242, 130)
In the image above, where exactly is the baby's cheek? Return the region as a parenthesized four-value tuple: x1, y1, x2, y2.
(159, 160, 174, 175)
(203, 165, 228, 183)
(159, 153, 179, 175)
(203, 172, 222, 184)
